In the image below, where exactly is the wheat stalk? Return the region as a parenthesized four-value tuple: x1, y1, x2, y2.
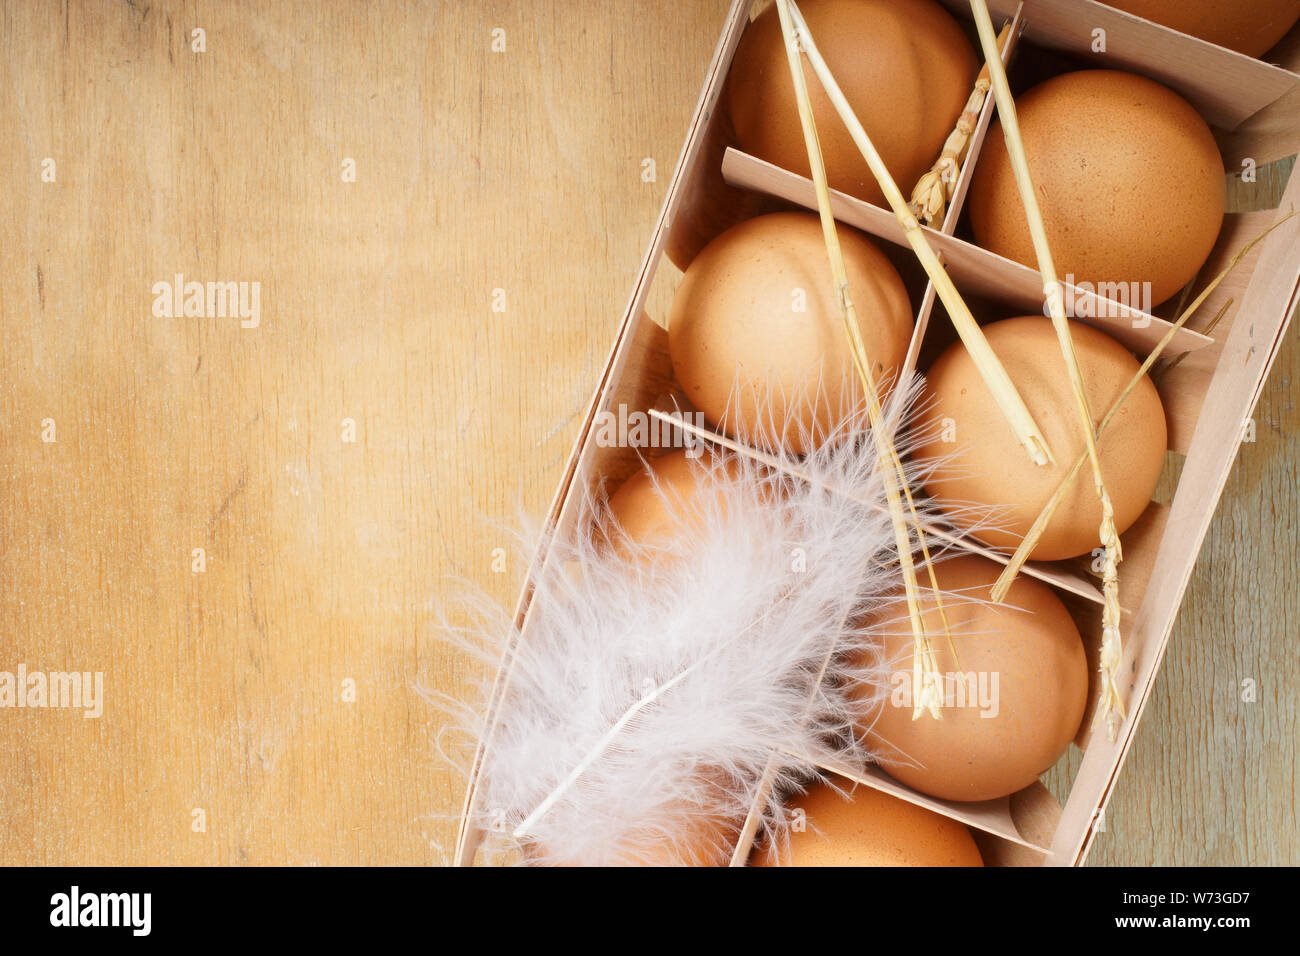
(774, 0, 949, 718)
(781, 0, 1053, 470)
(990, 213, 1296, 736)
(968, 0, 1129, 737)
(909, 24, 1010, 227)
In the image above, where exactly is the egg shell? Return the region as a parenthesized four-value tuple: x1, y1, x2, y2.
(860, 554, 1089, 803)
(728, 0, 978, 208)
(603, 449, 728, 554)
(754, 781, 984, 866)
(914, 315, 1168, 561)
(668, 212, 914, 454)
(969, 69, 1225, 307)
(1101, 0, 1300, 58)
(605, 452, 717, 548)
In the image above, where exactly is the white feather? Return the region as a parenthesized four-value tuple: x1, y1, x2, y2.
(437, 376, 963, 866)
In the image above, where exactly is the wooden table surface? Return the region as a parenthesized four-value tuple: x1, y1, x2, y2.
(1, 0, 1295, 866)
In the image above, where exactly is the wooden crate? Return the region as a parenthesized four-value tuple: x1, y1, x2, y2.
(455, 0, 1300, 866)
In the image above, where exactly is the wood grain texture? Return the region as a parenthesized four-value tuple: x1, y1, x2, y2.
(1043, 155, 1300, 866)
(0, 0, 1294, 866)
(1066, 302, 1300, 866)
(0, 0, 725, 865)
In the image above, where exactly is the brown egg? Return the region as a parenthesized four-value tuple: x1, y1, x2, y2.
(969, 70, 1225, 307)
(754, 781, 983, 866)
(858, 554, 1088, 802)
(914, 316, 1167, 561)
(729, 0, 977, 207)
(668, 212, 914, 454)
(1101, 1, 1300, 58)
(603, 449, 748, 561)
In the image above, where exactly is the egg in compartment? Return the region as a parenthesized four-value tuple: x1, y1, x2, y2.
(577, 452, 753, 865)
(602, 447, 734, 558)
(913, 315, 1168, 562)
(854, 554, 1090, 803)
(753, 780, 984, 866)
(668, 212, 915, 455)
(969, 69, 1226, 309)
(728, 0, 978, 208)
